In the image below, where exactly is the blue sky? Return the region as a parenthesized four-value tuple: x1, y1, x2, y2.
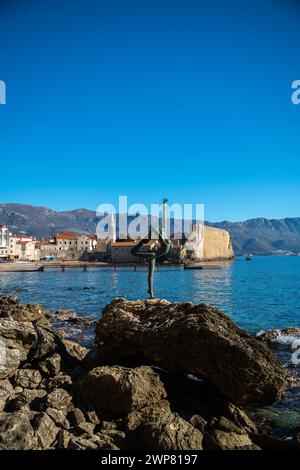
(0, 0, 300, 221)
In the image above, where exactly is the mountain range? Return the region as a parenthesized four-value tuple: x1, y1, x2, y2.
(0, 203, 300, 256)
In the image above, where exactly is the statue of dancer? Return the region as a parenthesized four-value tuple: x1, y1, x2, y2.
(131, 226, 171, 298)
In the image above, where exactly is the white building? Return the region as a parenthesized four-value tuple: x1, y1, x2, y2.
(0, 225, 9, 258)
(55, 233, 96, 258)
(8, 235, 40, 261)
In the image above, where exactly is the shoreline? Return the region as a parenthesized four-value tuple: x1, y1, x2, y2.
(0, 259, 234, 272)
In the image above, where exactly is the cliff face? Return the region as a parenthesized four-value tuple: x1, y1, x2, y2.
(185, 225, 234, 261)
(202, 226, 234, 261)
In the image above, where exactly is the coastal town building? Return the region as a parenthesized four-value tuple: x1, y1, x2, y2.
(111, 241, 139, 263)
(8, 235, 40, 261)
(55, 232, 96, 258)
(38, 240, 59, 259)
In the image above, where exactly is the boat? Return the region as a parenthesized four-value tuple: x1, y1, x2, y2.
(0, 262, 43, 272)
(245, 255, 252, 261)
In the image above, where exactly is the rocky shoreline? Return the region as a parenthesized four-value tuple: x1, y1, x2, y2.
(0, 295, 299, 450)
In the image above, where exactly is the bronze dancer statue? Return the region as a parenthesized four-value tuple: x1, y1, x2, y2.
(131, 227, 171, 298)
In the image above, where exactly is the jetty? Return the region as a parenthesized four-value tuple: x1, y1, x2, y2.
(0, 263, 43, 273)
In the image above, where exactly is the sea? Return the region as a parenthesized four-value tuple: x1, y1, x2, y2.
(1, 255, 299, 438)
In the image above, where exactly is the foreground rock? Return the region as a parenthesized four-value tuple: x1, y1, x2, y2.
(0, 295, 295, 451)
(75, 365, 166, 416)
(95, 299, 287, 406)
(126, 402, 203, 450)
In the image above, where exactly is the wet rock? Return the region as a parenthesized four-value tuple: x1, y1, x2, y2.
(126, 404, 203, 450)
(258, 327, 300, 345)
(203, 416, 260, 450)
(0, 380, 13, 411)
(96, 298, 287, 406)
(0, 302, 51, 324)
(75, 365, 167, 416)
(46, 388, 73, 412)
(0, 411, 38, 450)
(53, 310, 77, 322)
(14, 369, 42, 389)
(31, 412, 59, 449)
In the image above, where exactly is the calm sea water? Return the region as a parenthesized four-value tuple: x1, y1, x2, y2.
(1, 255, 300, 436)
(1, 256, 299, 333)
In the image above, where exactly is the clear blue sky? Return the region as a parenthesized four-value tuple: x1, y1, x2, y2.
(0, 0, 300, 221)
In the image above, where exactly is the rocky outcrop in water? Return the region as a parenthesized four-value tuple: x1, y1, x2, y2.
(95, 298, 287, 406)
(0, 295, 296, 451)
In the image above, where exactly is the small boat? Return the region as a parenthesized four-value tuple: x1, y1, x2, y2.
(245, 255, 252, 261)
(184, 264, 223, 270)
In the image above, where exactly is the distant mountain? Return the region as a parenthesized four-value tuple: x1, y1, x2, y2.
(0, 203, 300, 255)
(207, 218, 300, 255)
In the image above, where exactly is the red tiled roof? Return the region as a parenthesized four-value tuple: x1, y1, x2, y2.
(111, 241, 138, 247)
(56, 233, 80, 240)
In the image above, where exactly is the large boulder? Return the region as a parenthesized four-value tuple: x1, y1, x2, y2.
(75, 365, 166, 416)
(95, 299, 287, 406)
